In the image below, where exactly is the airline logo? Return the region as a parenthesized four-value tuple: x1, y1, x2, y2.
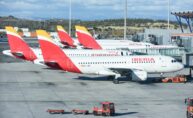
(132, 58, 155, 63)
(75, 25, 102, 49)
(91, 51, 119, 56)
(5, 26, 37, 61)
(37, 30, 81, 73)
(149, 45, 177, 49)
(91, 54, 118, 56)
(129, 43, 143, 46)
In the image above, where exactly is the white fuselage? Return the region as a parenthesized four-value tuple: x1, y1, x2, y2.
(72, 38, 178, 50)
(65, 55, 183, 75)
(3, 48, 132, 60)
(33, 48, 131, 57)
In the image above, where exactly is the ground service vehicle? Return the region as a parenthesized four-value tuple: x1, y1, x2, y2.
(93, 102, 115, 116)
(47, 109, 65, 114)
(162, 75, 186, 83)
(71, 109, 89, 115)
(185, 98, 193, 118)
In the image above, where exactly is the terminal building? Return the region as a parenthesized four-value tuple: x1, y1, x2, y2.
(132, 11, 193, 67)
(127, 28, 185, 59)
(171, 11, 193, 67)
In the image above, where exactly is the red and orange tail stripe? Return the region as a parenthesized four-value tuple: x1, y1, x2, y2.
(5, 26, 23, 40)
(75, 25, 102, 49)
(57, 25, 67, 33)
(5, 26, 37, 61)
(36, 30, 53, 43)
(75, 25, 92, 36)
(37, 29, 81, 73)
(56, 25, 75, 46)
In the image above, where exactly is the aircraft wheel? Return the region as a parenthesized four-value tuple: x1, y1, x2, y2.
(113, 79, 119, 84)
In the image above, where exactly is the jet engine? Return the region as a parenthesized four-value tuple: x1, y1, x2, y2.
(131, 70, 147, 81)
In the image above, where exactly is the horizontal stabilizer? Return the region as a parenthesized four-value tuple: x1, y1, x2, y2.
(44, 61, 62, 69)
(12, 52, 24, 57)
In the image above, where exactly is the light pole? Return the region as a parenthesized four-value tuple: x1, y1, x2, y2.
(167, 0, 170, 30)
(167, 0, 171, 43)
(69, 0, 72, 36)
(124, 0, 127, 40)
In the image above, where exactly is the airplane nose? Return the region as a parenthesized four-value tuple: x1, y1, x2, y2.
(178, 63, 184, 70)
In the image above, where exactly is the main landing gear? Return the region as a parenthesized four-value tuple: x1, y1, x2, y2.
(113, 79, 119, 84)
(107, 76, 119, 84)
(107, 74, 121, 84)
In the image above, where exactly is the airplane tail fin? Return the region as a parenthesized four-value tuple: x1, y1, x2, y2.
(5, 26, 37, 61)
(56, 25, 75, 47)
(36, 30, 81, 73)
(75, 25, 102, 49)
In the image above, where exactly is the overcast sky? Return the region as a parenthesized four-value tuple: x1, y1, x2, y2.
(0, 0, 192, 20)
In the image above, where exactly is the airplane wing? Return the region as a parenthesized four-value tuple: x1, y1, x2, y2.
(101, 67, 148, 81)
(12, 52, 24, 57)
(44, 61, 62, 69)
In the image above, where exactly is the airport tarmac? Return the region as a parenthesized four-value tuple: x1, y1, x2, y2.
(0, 42, 193, 118)
(0, 62, 193, 118)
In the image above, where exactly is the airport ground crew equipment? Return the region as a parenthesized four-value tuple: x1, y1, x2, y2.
(47, 109, 65, 114)
(93, 102, 115, 116)
(71, 109, 89, 115)
(185, 98, 193, 118)
(162, 75, 187, 83)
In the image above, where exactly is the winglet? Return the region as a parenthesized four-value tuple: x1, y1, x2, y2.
(5, 26, 37, 61)
(56, 25, 75, 47)
(75, 25, 102, 49)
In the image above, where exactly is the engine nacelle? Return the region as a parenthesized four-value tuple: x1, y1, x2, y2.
(131, 70, 147, 81)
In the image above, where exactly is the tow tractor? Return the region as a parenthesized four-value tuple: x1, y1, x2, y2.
(162, 75, 187, 83)
(185, 98, 193, 118)
(93, 102, 115, 116)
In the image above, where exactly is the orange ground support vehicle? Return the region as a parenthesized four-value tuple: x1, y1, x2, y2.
(93, 102, 115, 116)
(47, 109, 65, 114)
(185, 98, 193, 118)
(162, 75, 187, 83)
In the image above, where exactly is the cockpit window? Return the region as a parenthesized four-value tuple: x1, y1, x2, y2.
(171, 60, 177, 63)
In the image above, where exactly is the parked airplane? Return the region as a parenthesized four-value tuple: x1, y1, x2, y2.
(56, 25, 137, 49)
(75, 25, 178, 50)
(3, 26, 131, 65)
(37, 29, 184, 84)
